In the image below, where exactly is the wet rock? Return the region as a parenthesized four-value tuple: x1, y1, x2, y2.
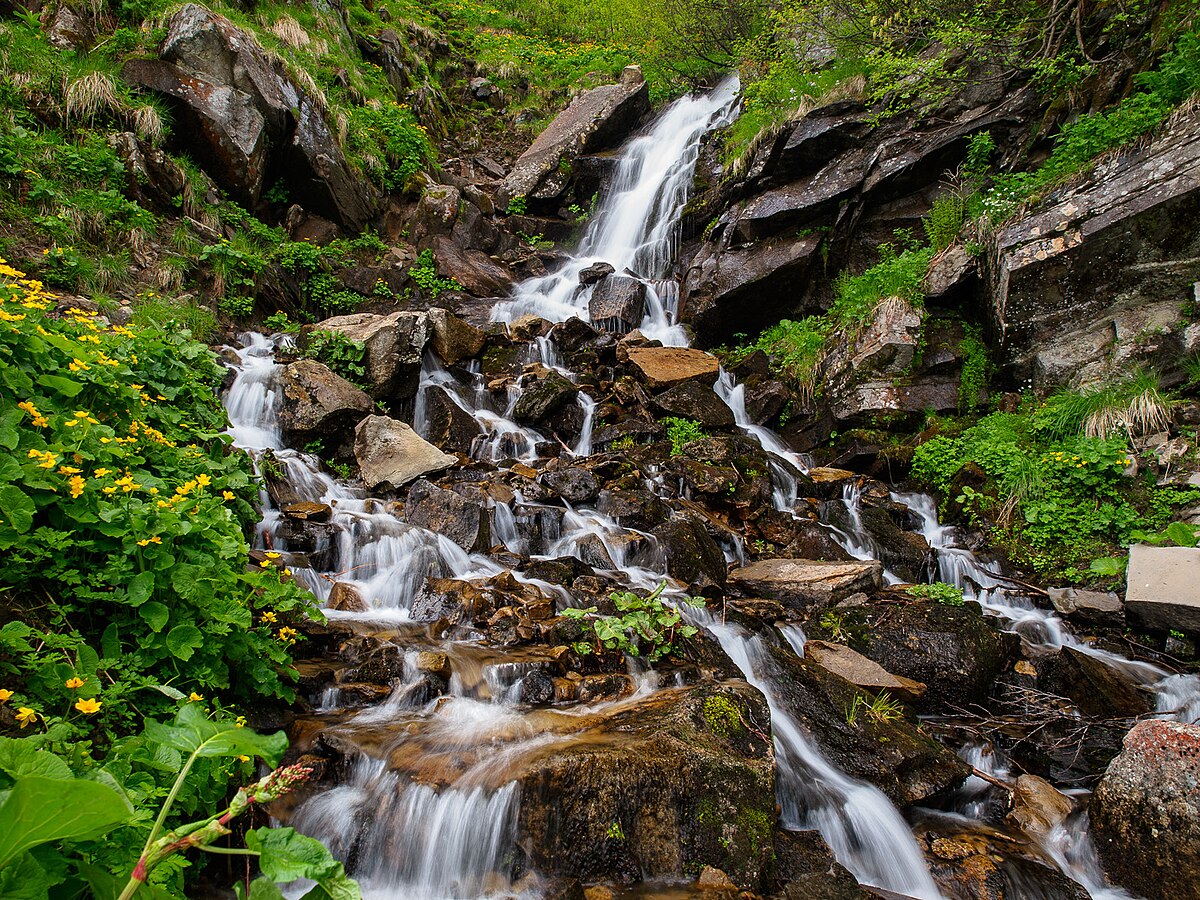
(627, 347, 721, 390)
(518, 671, 556, 706)
(653, 516, 728, 591)
(431, 235, 514, 297)
(278, 359, 373, 444)
(917, 824, 1090, 900)
(548, 317, 600, 353)
(1125, 544, 1200, 632)
(577, 673, 635, 703)
(760, 641, 969, 806)
(579, 262, 616, 285)
(513, 370, 579, 424)
(428, 307, 486, 365)
(539, 467, 600, 504)
(1039, 646, 1153, 719)
(598, 488, 670, 531)
(515, 681, 775, 890)
(421, 388, 485, 454)
(588, 275, 646, 334)
(501, 69, 650, 205)
(406, 479, 488, 552)
(327, 582, 367, 613)
(414, 183, 460, 239)
(695, 866, 737, 891)
(353, 415, 457, 491)
(283, 501, 332, 522)
(314, 310, 429, 399)
(1005, 775, 1074, 841)
(1046, 587, 1123, 627)
(1091, 720, 1200, 900)
(860, 598, 1016, 710)
(803, 640, 926, 702)
(774, 830, 869, 899)
(728, 559, 884, 610)
(414, 650, 452, 681)
(651, 380, 736, 429)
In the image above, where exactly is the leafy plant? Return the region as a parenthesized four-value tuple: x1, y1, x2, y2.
(905, 582, 965, 606)
(263, 312, 301, 334)
(407, 249, 462, 299)
(663, 417, 707, 456)
(505, 194, 528, 216)
(562, 582, 703, 662)
(844, 691, 904, 726)
(302, 330, 369, 387)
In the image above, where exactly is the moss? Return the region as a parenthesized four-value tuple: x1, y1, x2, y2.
(736, 807, 772, 857)
(702, 694, 745, 739)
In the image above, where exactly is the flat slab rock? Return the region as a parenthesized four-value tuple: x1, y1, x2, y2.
(353, 415, 456, 491)
(1125, 544, 1200, 631)
(803, 640, 926, 701)
(626, 346, 720, 390)
(728, 558, 883, 608)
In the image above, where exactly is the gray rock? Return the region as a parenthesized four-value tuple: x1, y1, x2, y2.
(803, 640, 926, 702)
(1091, 720, 1200, 900)
(1125, 544, 1200, 631)
(728, 559, 883, 609)
(578, 262, 615, 285)
(427, 307, 486, 365)
(109, 132, 186, 212)
(652, 516, 728, 591)
(406, 479, 487, 551)
(500, 69, 650, 205)
(1047, 587, 1124, 626)
(538, 467, 599, 505)
(278, 359, 373, 444)
(431, 235, 513, 297)
(650, 380, 736, 428)
(513, 371, 578, 424)
(421, 387, 484, 453)
(588, 275, 646, 334)
(413, 184, 460, 240)
(314, 311, 429, 399)
(353, 415, 457, 491)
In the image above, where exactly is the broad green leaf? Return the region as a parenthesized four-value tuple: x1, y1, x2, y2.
(127, 572, 155, 607)
(0, 738, 72, 781)
(244, 828, 341, 883)
(166, 624, 203, 660)
(35, 374, 84, 398)
(144, 704, 287, 763)
(0, 410, 20, 452)
(239, 878, 286, 900)
(299, 868, 362, 900)
(139, 602, 169, 632)
(0, 776, 132, 869)
(0, 851, 51, 900)
(0, 486, 35, 533)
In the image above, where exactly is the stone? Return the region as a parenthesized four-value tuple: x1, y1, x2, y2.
(278, 360, 373, 444)
(650, 380, 736, 429)
(1047, 587, 1124, 626)
(283, 502, 332, 522)
(406, 479, 488, 552)
(822, 297, 924, 421)
(626, 347, 721, 390)
(46, 5, 93, 50)
(413, 183, 460, 239)
(579, 262, 615, 285)
(314, 311, 430, 399)
(1040, 646, 1153, 719)
(548, 317, 600, 352)
(1125, 544, 1200, 631)
(513, 371, 579, 424)
(427, 307, 486, 365)
(803, 640, 926, 702)
(538, 468, 600, 504)
(414, 651, 452, 680)
(652, 516, 728, 591)
(1005, 774, 1074, 841)
(728, 559, 883, 609)
(518, 671, 555, 706)
(353, 415, 457, 491)
(327, 582, 367, 613)
(695, 866, 737, 891)
(109, 132, 187, 212)
(501, 72, 650, 205)
(421, 388, 484, 454)
(576, 673, 635, 703)
(1091, 720, 1200, 900)
(431, 235, 513, 297)
(588, 275, 646, 334)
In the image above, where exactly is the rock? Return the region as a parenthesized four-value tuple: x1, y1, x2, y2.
(822, 297, 925, 423)
(1047, 587, 1124, 626)
(627, 347, 721, 390)
(588, 275, 646, 334)
(1125, 544, 1200, 632)
(414, 184, 461, 239)
(431, 235, 514, 297)
(283, 502, 332, 522)
(803, 640, 926, 702)
(728, 559, 884, 610)
(314, 311, 429, 399)
(1005, 774, 1074, 841)
(123, 4, 375, 227)
(1091, 720, 1200, 900)
(924, 243, 977, 300)
(109, 132, 187, 212)
(406, 479, 488, 551)
(515, 681, 775, 890)
(501, 72, 650, 205)
(46, 5, 93, 50)
(427, 307, 486, 366)
(990, 110, 1200, 390)
(421, 388, 484, 453)
(759, 641, 969, 806)
(548, 317, 600, 352)
(579, 262, 616, 285)
(652, 516, 728, 591)
(861, 599, 1016, 710)
(415, 650, 452, 680)
(539, 467, 600, 504)
(650, 380, 736, 429)
(278, 359, 373, 444)
(598, 489, 670, 531)
(518, 671, 556, 706)
(513, 371, 579, 424)
(774, 830, 869, 899)
(695, 866, 737, 891)
(917, 824, 1090, 900)
(1040, 646, 1153, 719)
(353, 415, 457, 491)
(576, 673, 635, 703)
(327, 582, 367, 613)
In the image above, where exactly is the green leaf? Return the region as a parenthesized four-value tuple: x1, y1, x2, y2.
(244, 827, 341, 883)
(299, 870, 362, 900)
(0, 409, 20, 452)
(239, 878, 286, 900)
(0, 738, 72, 781)
(35, 374, 84, 398)
(152, 684, 188, 701)
(139, 602, 169, 632)
(0, 851, 51, 900)
(0, 486, 35, 533)
(144, 704, 287, 764)
(0, 776, 132, 869)
(166, 624, 203, 660)
(127, 572, 155, 607)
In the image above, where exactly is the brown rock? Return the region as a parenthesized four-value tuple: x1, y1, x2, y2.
(728, 559, 883, 609)
(803, 640, 926, 702)
(327, 582, 367, 613)
(415, 651, 452, 680)
(1006, 774, 1074, 841)
(283, 502, 332, 522)
(627, 347, 721, 390)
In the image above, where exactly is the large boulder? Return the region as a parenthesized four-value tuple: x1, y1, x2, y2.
(626, 347, 721, 390)
(277, 359, 372, 444)
(427, 307, 486, 366)
(1091, 720, 1200, 900)
(500, 67, 650, 205)
(420, 388, 484, 454)
(588, 275, 646, 334)
(314, 311, 429, 399)
(1125, 544, 1200, 632)
(431, 236, 514, 298)
(123, 4, 375, 227)
(650, 380, 736, 429)
(513, 370, 578, 424)
(652, 516, 728, 592)
(989, 109, 1200, 390)
(728, 559, 883, 610)
(405, 479, 488, 552)
(353, 415, 456, 490)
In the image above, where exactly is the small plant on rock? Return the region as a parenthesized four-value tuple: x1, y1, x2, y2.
(905, 582, 965, 606)
(845, 691, 905, 726)
(302, 330, 369, 387)
(663, 417, 706, 456)
(562, 582, 703, 662)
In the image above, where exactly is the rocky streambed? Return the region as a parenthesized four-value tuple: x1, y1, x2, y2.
(221, 81, 1200, 900)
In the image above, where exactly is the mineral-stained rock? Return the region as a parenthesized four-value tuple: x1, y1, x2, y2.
(278, 359, 373, 444)
(627, 347, 721, 390)
(728, 559, 884, 609)
(432, 235, 514, 297)
(803, 640, 926, 702)
(1091, 720, 1200, 900)
(427, 307, 486, 366)
(327, 582, 367, 613)
(353, 415, 457, 491)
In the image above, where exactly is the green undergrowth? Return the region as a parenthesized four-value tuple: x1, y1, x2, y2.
(0, 261, 326, 895)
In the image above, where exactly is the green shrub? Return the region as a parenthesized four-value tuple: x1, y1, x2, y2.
(663, 417, 707, 455)
(408, 249, 462, 298)
(346, 102, 435, 189)
(905, 582, 965, 606)
(506, 194, 528, 216)
(303, 329, 369, 386)
(562, 582, 703, 662)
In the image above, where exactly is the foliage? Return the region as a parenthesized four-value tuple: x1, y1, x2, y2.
(505, 194, 528, 216)
(905, 582, 965, 606)
(131, 293, 218, 343)
(407, 249, 462, 298)
(302, 330, 369, 387)
(956, 324, 990, 412)
(844, 690, 904, 726)
(263, 312, 301, 334)
(1033, 369, 1172, 439)
(345, 102, 435, 190)
(663, 417, 707, 455)
(562, 582, 703, 662)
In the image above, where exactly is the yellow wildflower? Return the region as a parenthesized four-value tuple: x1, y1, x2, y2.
(264, 551, 281, 559)
(277, 627, 298, 644)
(188, 692, 204, 702)
(196, 473, 212, 488)
(16, 707, 38, 728)
(238, 755, 250, 762)
(74, 698, 102, 714)
(235, 715, 247, 728)
(0, 688, 13, 702)
(69, 476, 85, 498)
(59, 465, 82, 475)
(222, 490, 236, 501)
(93, 468, 111, 477)
(65, 677, 84, 689)
(261, 611, 277, 623)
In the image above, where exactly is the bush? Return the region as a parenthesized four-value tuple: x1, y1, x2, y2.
(303, 329, 369, 386)
(664, 417, 706, 455)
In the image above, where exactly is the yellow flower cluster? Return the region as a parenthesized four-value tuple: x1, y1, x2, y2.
(64, 409, 100, 428)
(136, 535, 163, 547)
(27, 448, 58, 469)
(17, 400, 48, 428)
